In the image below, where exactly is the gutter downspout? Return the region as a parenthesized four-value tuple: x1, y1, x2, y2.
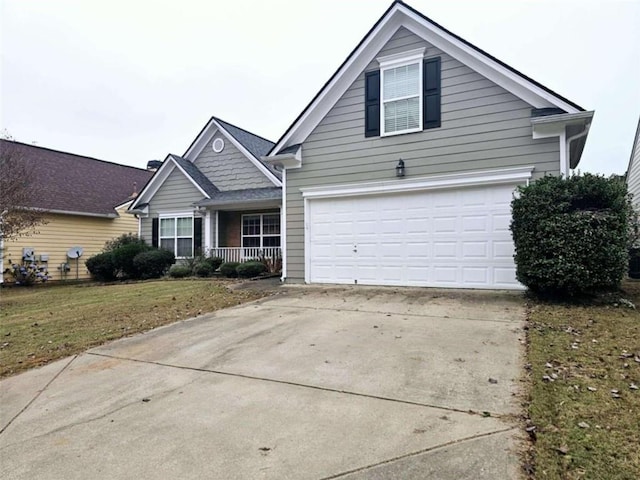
(566, 121, 592, 174)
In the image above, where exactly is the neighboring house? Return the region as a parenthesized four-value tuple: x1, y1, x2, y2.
(265, 0, 592, 289)
(0, 140, 153, 282)
(128, 117, 282, 263)
(626, 117, 640, 210)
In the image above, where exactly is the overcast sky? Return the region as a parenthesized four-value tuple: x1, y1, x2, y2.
(2, 0, 639, 175)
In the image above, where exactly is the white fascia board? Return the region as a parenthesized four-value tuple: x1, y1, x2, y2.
(263, 150, 302, 169)
(184, 118, 218, 160)
(211, 119, 282, 187)
(301, 166, 534, 199)
(271, 3, 583, 154)
(114, 199, 134, 210)
(168, 155, 211, 199)
(129, 159, 176, 210)
(270, 13, 402, 155)
(47, 209, 118, 219)
(531, 111, 594, 139)
(399, 11, 582, 113)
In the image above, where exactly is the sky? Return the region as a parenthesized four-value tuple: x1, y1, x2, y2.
(1, 0, 639, 175)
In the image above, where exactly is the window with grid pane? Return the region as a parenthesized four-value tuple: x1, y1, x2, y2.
(382, 61, 421, 135)
(159, 216, 193, 257)
(242, 213, 281, 249)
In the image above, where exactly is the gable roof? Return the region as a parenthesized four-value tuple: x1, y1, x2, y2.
(1, 140, 152, 217)
(269, 0, 586, 155)
(170, 155, 219, 196)
(183, 116, 282, 184)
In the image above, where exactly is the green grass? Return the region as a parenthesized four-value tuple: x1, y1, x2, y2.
(0, 279, 269, 378)
(526, 280, 640, 479)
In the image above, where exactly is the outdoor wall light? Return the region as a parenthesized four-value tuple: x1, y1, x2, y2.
(396, 159, 405, 177)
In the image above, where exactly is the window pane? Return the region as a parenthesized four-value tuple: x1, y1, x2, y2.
(383, 63, 419, 100)
(176, 217, 192, 237)
(384, 97, 420, 133)
(160, 239, 174, 252)
(160, 218, 175, 237)
(243, 237, 260, 248)
(242, 215, 261, 236)
(177, 238, 192, 257)
(263, 214, 280, 235)
(263, 236, 281, 247)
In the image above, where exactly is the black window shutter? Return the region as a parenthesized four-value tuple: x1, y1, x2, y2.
(423, 57, 441, 129)
(364, 70, 380, 137)
(193, 217, 203, 256)
(151, 218, 159, 248)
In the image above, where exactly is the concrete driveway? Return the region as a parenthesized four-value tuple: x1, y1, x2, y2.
(1, 285, 526, 479)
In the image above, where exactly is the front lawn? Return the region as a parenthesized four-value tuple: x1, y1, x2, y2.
(0, 279, 270, 378)
(525, 280, 640, 479)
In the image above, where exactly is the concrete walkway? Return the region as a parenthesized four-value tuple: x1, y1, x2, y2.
(0, 286, 526, 479)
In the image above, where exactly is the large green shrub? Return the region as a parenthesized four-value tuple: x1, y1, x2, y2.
(85, 252, 118, 282)
(133, 249, 175, 279)
(104, 233, 146, 252)
(511, 174, 633, 296)
(236, 260, 267, 278)
(111, 243, 151, 279)
(219, 262, 240, 278)
(204, 256, 224, 272)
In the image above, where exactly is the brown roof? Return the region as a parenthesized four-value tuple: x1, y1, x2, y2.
(1, 140, 153, 217)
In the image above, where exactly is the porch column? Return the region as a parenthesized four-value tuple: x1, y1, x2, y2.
(204, 210, 212, 254)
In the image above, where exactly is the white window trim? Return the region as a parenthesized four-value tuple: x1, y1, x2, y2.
(378, 48, 425, 137)
(241, 213, 281, 249)
(159, 212, 194, 259)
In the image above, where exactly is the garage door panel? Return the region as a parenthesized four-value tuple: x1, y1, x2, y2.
(307, 183, 522, 289)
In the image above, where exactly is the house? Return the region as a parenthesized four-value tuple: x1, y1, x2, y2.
(0, 140, 153, 282)
(626, 117, 640, 210)
(265, 0, 592, 289)
(128, 117, 282, 263)
(132, 0, 593, 290)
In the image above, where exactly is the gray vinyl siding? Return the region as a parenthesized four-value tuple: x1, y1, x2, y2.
(627, 126, 640, 210)
(139, 167, 205, 245)
(194, 132, 275, 190)
(285, 26, 561, 282)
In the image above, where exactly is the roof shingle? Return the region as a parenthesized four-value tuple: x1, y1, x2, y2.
(1, 140, 153, 217)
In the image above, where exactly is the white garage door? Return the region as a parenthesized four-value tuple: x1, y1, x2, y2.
(306, 183, 521, 289)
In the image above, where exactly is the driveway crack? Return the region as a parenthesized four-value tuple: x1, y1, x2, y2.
(87, 352, 512, 419)
(317, 426, 518, 479)
(0, 355, 77, 435)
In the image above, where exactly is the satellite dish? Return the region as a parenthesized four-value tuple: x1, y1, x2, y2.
(67, 247, 84, 259)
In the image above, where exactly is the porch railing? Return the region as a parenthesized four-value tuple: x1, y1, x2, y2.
(209, 247, 282, 263)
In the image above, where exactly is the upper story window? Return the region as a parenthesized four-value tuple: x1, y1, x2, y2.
(365, 48, 441, 138)
(382, 61, 422, 135)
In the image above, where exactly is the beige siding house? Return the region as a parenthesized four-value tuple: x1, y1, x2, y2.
(266, 1, 593, 290)
(0, 141, 152, 282)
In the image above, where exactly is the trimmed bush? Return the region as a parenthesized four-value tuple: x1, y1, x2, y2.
(133, 249, 175, 279)
(237, 261, 267, 278)
(86, 252, 117, 282)
(104, 233, 146, 252)
(511, 174, 633, 296)
(193, 262, 214, 277)
(169, 265, 191, 278)
(111, 243, 151, 279)
(204, 256, 224, 271)
(219, 262, 240, 278)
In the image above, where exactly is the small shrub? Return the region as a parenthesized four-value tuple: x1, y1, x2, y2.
(511, 174, 633, 296)
(133, 249, 175, 279)
(219, 262, 240, 278)
(236, 260, 267, 278)
(111, 243, 151, 279)
(6, 261, 49, 286)
(168, 265, 191, 278)
(86, 252, 117, 282)
(204, 256, 224, 271)
(193, 262, 214, 277)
